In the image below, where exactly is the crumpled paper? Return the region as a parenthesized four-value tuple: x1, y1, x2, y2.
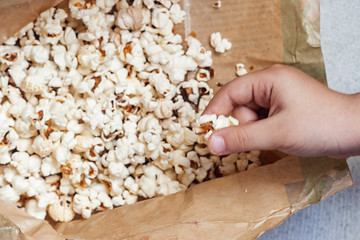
(0, 0, 353, 239)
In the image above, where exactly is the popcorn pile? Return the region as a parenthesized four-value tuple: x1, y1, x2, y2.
(0, 0, 260, 222)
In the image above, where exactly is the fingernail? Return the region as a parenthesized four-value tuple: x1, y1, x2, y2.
(211, 135, 225, 154)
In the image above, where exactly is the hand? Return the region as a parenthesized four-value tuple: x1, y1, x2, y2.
(203, 64, 360, 157)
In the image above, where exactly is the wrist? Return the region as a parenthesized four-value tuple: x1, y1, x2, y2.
(336, 92, 360, 156)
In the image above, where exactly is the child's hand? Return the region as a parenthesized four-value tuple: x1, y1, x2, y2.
(203, 64, 360, 157)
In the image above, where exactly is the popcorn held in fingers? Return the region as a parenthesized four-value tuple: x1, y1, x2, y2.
(210, 32, 232, 53)
(0, 0, 262, 223)
(194, 114, 239, 143)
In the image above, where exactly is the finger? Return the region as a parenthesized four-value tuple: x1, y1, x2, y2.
(231, 106, 258, 125)
(202, 67, 274, 116)
(244, 102, 260, 112)
(207, 116, 282, 155)
(328, 155, 350, 159)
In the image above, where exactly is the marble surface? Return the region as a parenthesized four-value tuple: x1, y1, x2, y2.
(259, 0, 360, 239)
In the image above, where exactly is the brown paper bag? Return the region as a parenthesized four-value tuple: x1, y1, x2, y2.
(0, 0, 353, 239)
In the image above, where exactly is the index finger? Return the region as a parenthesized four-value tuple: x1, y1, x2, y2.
(203, 67, 275, 116)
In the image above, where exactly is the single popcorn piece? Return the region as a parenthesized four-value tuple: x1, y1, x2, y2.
(116, 6, 144, 31)
(194, 114, 239, 142)
(196, 69, 211, 82)
(236, 63, 248, 76)
(210, 32, 232, 53)
(25, 199, 47, 220)
(48, 195, 76, 222)
(0, 185, 20, 204)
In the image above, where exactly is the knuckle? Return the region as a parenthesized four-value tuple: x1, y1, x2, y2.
(268, 64, 285, 73)
(269, 63, 291, 71)
(268, 64, 291, 76)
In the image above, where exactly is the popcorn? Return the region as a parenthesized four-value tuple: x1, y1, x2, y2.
(8, 66, 26, 87)
(25, 199, 47, 220)
(97, 191, 113, 210)
(77, 45, 103, 70)
(12, 176, 30, 198)
(122, 41, 146, 72)
(194, 114, 239, 142)
(48, 195, 76, 222)
(69, 0, 100, 20)
(144, 44, 172, 65)
(196, 69, 211, 82)
(3, 166, 17, 184)
(0, 0, 262, 223)
(236, 159, 249, 172)
(51, 45, 67, 70)
(0, 147, 11, 165)
(173, 151, 190, 174)
(74, 134, 94, 153)
(164, 55, 198, 84)
(152, 7, 170, 29)
(72, 193, 93, 218)
(122, 189, 138, 205)
(11, 152, 41, 177)
(108, 161, 129, 179)
(22, 75, 47, 94)
(218, 163, 237, 176)
(61, 27, 78, 46)
(27, 176, 47, 197)
(61, 154, 97, 188)
(210, 32, 232, 53)
(236, 63, 248, 76)
(32, 136, 53, 158)
(0, 46, 20, 65)
(60, 178, 76, 195)
(83, 161, 99, 179)
(45, 175, 60, 192)
(179, 171, 195, 187)
(124, 176, 139, 194)
(37, 191, 58, 208)
(143, 0, 155, 9)
(0, 185, 20, 204)
(186, 37, 213, 67)
(41, 19, 64, 45)
(138, 175, 157, 198)
(24, 44, 50, 64)
(169, 4, 186, 24)
(195, 167, 208, 182)
(116, 6, 144, 31)
(165, 122, 185, 148)
(159, 0, 172, 9)
(148, 71, 176, 98)
(177, 102, 196, 127)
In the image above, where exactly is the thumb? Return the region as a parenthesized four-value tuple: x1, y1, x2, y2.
(207, 118, 281, 155)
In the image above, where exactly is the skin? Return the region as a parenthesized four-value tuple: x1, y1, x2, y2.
(203, 64, 360, 157)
